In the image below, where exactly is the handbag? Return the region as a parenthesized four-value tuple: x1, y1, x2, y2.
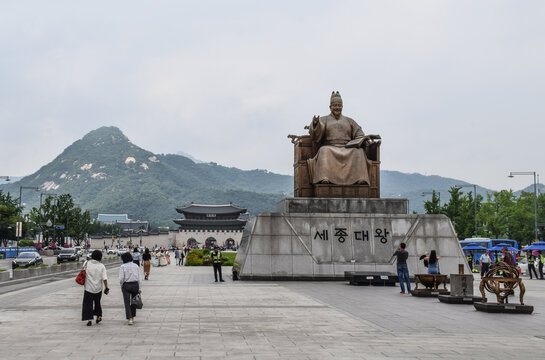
(131, 293, 143, 309)
(75, 261, 87, 285)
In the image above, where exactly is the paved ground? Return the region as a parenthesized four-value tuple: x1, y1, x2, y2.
(0, 263, 544, 359)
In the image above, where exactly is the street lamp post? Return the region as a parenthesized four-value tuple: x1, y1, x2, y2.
(17, 186, 40, 255)
(455, 184, 478, 236)
(509, 171, 539, 240)
(422, 191, 441, 212)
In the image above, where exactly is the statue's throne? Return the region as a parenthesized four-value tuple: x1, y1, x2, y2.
(290, 135, 380, 198)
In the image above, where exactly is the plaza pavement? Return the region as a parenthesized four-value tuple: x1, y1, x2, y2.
(1, 262, 544, 360)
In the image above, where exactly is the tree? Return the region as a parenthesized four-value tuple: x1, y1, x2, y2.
(0, 190, 19, 246)
(423, 190, 441, 214)
(440, 187, 482, 239)
(28, 193, 92, 247)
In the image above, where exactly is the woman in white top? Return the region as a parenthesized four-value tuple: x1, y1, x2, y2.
(119, 252, 142, 325)
(82, 250, 109, 326)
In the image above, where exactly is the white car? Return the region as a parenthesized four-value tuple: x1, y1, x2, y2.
(107, 248, 117, 255)
(518, 258, 528, 276)
(117, 248, 128, 256)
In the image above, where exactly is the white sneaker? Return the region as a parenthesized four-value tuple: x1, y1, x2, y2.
(128, 319, 133, 325)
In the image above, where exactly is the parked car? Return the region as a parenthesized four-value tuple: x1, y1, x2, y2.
(12, 252, 43, 269)
(518, 258, 528, 275)
(57, 248, 80, 263)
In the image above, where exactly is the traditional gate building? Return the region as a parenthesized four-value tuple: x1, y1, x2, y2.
(173, 203, 249, 249)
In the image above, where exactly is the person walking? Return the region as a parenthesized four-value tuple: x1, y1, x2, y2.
(480, 252, 491, 278)
(119, 252, 142, 325)
(178, 249, 184, 266)
(211, 246, 224, 282)
(142, 248, 151, 280)
(82, 250, 109, 326)
(527, 254, 538, 279)
(132, 247, 141, 266)
(393, 243, 410, 294)
(174, 248, 180, 266)
(424, 250, 440, 274)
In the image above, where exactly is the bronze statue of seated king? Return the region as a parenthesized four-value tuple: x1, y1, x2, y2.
(289, 91, 381, 198)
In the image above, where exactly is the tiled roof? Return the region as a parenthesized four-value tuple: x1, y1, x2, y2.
(175, 203, 247, 215)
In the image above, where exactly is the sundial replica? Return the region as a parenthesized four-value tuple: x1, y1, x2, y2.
(235, 92, 468, 280)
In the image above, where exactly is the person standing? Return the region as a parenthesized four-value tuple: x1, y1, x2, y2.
(466, 251, 474, 272)
(82, 250, 109, 326)
(119, 252, 142, 325)
(132, 248, 141, 266)
(501, 247, 515, 267)
(174, 248, 180, 266)
(212, 246, 224, 282)
(527, 254, 538, 279)
(480, 252, 491, 278)
(142, 248, 151, 280)
(393, 243, 410, 294)
(538, 250, 545, 280)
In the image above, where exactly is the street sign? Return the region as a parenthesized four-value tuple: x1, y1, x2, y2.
(55, 225, 65, 230)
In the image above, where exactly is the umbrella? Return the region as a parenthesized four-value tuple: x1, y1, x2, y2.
(462, 244, 488, 251)
(490, 243, 518, 252)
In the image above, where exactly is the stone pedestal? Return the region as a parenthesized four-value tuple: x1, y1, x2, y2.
(438, 274, 481, 304)
(236, 198, 470, 280)
(474, 302, 534, 314)
(411, 289, 450, 297)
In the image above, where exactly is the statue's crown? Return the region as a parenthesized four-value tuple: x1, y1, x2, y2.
(330, 91, 342, 101)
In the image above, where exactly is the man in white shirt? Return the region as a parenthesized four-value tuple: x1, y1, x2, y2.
(480, 252, 491, 278)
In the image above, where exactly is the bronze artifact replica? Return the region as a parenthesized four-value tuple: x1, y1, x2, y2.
(288, 91, 381, 198)
(479, 262, 526, 305)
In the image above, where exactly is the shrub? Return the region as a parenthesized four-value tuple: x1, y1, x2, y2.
(185, 253, 203, 266)
(40, 264, 48, 267)
(19, 240, 36, 247)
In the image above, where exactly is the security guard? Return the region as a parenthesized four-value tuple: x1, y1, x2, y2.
(528, 254, 538, 279)
(538, 250, 545, 280)
(212, 246, 225, 282)
(466, 251, 474, 272)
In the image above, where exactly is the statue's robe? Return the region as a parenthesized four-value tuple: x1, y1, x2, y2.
(307, 114, 370, 185)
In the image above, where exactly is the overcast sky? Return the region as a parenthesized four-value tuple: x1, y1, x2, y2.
(1, 1, 544, 191)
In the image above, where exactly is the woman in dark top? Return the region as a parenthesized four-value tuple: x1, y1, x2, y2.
(425, 250, 440, 274)
(142, 248, 152, 280)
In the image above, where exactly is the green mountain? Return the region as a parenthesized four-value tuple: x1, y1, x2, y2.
(0, 126, 291, 227)
(2, 126, 511, 225)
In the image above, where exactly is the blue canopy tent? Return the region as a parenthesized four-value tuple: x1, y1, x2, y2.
(522, 241, 545, 251)
(490, 243, 518, 252)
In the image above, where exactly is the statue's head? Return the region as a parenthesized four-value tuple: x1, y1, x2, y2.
(329, 91, 343, 119)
